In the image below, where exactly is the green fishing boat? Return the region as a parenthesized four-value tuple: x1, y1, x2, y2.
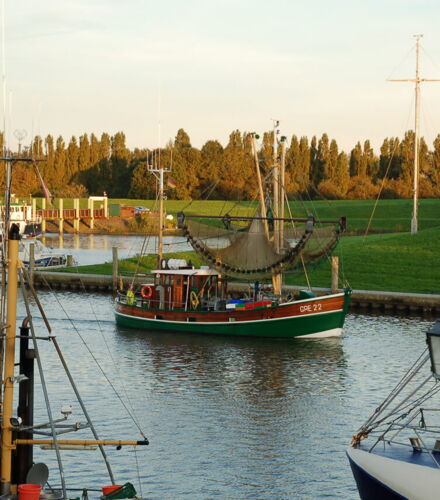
(115, 123, 351, 338)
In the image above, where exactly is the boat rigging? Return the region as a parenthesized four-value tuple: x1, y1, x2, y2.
(0, 151, 149, 499)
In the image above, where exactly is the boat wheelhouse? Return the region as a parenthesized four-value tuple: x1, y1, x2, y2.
(1, 201, 42, 236)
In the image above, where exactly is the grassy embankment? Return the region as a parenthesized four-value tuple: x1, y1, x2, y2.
(48, 198, 440, 294)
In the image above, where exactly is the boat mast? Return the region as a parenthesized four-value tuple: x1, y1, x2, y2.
(1, 223, 20, 495)
(272, 120, 279, 252)
(271, 121, 282, 296)
(149, 149, 171, 268)
(250, 133, 269, 239)
(388, 34, 440, 234)
(279, 135, 287, 247)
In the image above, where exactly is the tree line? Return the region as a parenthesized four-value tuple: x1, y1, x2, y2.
(2, 128, 440, 200)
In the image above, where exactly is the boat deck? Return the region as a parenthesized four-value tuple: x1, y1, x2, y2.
(357, 441, 440, 469)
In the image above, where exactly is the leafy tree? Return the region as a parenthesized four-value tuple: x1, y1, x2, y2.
(128, 158, 155, 199)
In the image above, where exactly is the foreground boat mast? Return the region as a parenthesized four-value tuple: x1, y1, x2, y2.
(1, 224, 20, 495)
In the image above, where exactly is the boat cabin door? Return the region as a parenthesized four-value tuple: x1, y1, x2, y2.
(173, 275, 184, 308)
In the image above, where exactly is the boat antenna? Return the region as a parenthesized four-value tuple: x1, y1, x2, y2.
(388, 34, 440, 234)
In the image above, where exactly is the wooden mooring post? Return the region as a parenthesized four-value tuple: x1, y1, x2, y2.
(29, 243, 35, 287)
(112, 247, 118, 292)
(41, 198, 46, 233)
(74, 198, 80, 233)
(331, 256, 339, 294)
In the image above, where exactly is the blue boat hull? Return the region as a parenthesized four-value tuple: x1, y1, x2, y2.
(347, 451, 407, 500)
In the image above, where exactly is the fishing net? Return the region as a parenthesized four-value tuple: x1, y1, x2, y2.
(179, 211, 344, 279)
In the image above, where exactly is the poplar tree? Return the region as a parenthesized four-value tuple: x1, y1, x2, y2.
(54, 136, 67, 190)
(285, 135, 311, 196)
(44, 135, 56, 187)
(350, 142, 362, 177)
(285, 134, 300, 195)
(309, 136, 318, 188)
(313, 133, 330, 185)
(66, 136, 79, 179)
(79, 134, 91, 172)
(430, 135, 440, 195)
(219, 130, 245, 199)
(172, 128, 200, 199)
(200, 140, 224, 198)
(219, 130, 255, 200)
(110, 132, 130, 197)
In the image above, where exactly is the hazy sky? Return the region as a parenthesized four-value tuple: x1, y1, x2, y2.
(4, 0, 440, 153)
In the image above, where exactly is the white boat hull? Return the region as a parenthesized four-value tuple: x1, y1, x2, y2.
(347, 447, 440, 500)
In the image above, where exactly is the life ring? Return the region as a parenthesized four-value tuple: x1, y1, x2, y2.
(141, 285, 153, 299)
(190, 291, 199, 309)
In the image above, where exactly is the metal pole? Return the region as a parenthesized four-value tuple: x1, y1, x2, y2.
(412, 35, 422, 235)
(112, 246, 118, 292)
(158, 166, 164, 268)
(15, 319, 34, 485)
(50, 336, 116, 483)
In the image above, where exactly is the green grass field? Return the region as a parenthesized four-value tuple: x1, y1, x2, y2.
(109, 198, 440, 233)
(284, 227, 440, 294)
(31, 197, 440, 233)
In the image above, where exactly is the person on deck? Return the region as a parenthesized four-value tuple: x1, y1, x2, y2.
(126, 286, 135, 306)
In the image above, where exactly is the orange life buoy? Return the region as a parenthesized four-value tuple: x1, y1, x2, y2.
(141, 285, 153, 299)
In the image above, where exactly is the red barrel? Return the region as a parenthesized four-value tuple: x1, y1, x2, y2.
(102, 485, 122, 496)
(18, 484, 42, 500)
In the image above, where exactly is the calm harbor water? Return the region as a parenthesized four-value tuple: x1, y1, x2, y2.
(41, 234, 192, 266)
(17, 290, 433, 499)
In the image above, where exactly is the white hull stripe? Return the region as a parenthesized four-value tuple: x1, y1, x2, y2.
(281, 292, 345, 306)
(347, 447, 440, 500)
(296, 328, 342, 338)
